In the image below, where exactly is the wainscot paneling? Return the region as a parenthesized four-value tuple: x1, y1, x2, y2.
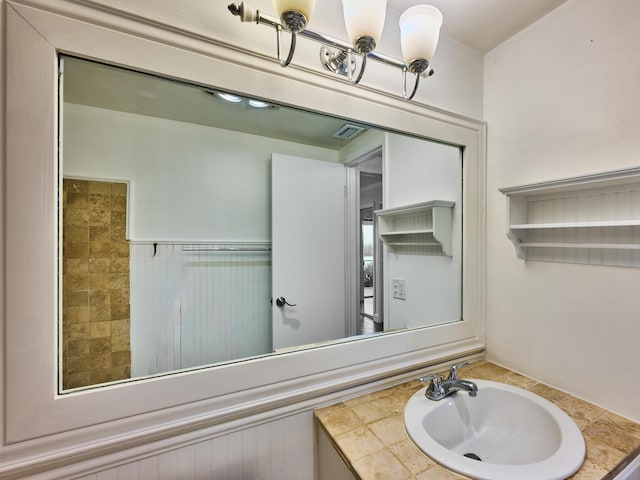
(73, 412, 314, 480)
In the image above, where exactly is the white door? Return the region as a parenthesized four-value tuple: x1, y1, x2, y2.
(272, 154, 346, 351)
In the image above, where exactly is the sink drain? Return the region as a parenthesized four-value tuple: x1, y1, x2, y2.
(464, 452, 482, 461)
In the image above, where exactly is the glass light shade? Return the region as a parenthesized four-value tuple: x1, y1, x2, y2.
(341, 0, 387, 47)
(272, 0, 316, 21)
(399, 5, 443, 65)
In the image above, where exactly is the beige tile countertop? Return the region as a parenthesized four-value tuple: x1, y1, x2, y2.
(315, 361, 640, 480)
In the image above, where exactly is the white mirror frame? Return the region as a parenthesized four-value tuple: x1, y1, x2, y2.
(2, 0, 485, 472)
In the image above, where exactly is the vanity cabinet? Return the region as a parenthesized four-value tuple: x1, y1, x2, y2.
(500, 167, 640, 267)
(376, 200, 454, 255)
(318, 425, 358, 480)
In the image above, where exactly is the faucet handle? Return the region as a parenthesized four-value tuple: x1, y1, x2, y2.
(419, 373, 445, 399)
(447, 361, 470, 381)
(419, 373, 438, 384)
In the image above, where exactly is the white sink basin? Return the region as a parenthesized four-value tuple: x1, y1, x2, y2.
(404, 379, 585, 480)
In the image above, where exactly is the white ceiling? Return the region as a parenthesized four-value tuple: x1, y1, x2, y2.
(387, 0, 569, 52)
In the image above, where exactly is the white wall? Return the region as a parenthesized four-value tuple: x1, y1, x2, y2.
(63, 103, 338, 241)
(384, 134, 463, 330)
(360, 177, 383, 207)
(484, 0, 640, 422)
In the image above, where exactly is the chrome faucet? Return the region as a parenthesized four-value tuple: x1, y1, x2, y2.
(419, 361, 478, 401)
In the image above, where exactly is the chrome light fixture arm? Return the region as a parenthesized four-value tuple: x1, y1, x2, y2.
(352, 52, 366, 84)
(402, 59, 434, 101)
(228, 2, 302, 67)
(276, 24, 297, 67)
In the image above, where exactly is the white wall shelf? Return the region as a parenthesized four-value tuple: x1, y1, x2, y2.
(500, 167, 640, 267)
(376, 200, 454, 255)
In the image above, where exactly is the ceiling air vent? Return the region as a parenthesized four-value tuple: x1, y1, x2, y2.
(332, 124, 365, 140)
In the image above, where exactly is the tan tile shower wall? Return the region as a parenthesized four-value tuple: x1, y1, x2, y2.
(62, 179, 131, 389)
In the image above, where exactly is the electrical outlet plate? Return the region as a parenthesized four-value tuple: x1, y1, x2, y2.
(392, 278, 406, 300)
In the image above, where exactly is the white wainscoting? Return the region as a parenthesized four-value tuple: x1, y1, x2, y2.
(72, 411, 314, 480)
(130, 243, 273, 377)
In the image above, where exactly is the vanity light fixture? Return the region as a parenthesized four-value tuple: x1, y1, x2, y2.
(227, 1, 443, 100)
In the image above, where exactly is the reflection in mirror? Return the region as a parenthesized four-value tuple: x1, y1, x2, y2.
(358, 167, 383, 332)
(59, 56, 462, 391)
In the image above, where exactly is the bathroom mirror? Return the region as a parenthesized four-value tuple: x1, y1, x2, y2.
(60, 55, 462, 391)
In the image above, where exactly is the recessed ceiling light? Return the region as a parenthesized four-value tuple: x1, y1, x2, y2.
(248, 99, 271, 108)
(215, 92, 243, 103)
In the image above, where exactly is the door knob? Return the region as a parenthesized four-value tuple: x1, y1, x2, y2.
(275, 296, 297, 307)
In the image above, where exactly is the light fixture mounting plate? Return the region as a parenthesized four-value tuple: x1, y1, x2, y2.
(320, 46, 356, 77)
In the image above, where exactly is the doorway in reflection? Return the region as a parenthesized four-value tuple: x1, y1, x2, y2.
(357, 163, 384, 335)
(359, 209, 383, 335)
